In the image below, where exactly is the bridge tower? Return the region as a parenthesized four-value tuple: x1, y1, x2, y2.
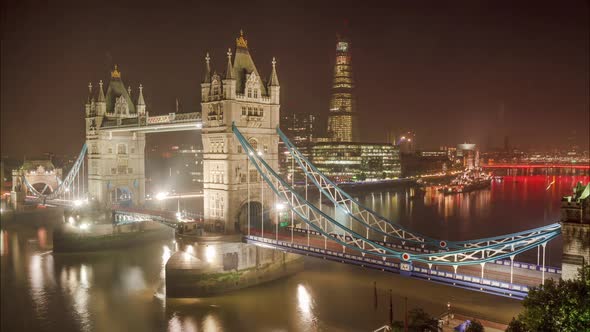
(10, 160, 62, 208)
(201, 31, 280, 233)
(85, 66, 147, 207)
(560, 182, 590, 280)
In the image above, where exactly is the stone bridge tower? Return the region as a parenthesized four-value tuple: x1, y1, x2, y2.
(85, 66, 147, 207)
(201, 31, 280, 234)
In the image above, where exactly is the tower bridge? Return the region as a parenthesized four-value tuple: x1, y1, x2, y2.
(14, 31, 589, 299)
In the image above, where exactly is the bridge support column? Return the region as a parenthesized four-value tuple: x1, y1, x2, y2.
(480, 262, 486, 282)
(541, 242, 546, 285)
(510, 255, 515, 285)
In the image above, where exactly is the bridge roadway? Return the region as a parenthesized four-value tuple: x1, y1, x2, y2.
(244, 227, 560, 299)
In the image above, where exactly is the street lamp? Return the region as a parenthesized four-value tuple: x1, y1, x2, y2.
(447, 301, 451, 325)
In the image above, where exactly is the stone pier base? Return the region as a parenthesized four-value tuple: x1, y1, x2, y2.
(165, 242, 303, 297)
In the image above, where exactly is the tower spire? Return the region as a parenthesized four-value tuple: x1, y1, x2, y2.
(97, 80, 105, 102)
(137, 84, 145, 105)
(225, 48, 234, 79)
(203, 52, 211, 83)
(268, 57, 279, 86)
(87, 82, 93, 103)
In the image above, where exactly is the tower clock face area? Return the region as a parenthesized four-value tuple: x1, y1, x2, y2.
(337, 41, 348, 52)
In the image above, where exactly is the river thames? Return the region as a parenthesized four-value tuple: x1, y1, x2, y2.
(1, 174, 588, 331)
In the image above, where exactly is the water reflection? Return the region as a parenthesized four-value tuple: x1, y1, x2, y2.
(297, 284, 317, 330)
(167, 312, 220, 332)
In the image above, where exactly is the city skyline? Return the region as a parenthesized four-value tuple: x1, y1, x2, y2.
(1, 0, 588, 158)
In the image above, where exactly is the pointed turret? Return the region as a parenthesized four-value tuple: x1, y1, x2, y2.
(225, 48, 234, 80)
(268, 57, 280, 104)
(201, 53, 212, 101)
(203, 52, 211, 83)
(85, 82, 93, 116)
(268, 57, 279, 86)
(96, 79, 106, 115)
(137, 84, 146, 115)
(97, 80, 106, 102)
(87, 82, 93, 103)
(222, 48, 236, 99)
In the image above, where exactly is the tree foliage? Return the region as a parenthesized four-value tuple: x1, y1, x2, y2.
(407, 308, 440, 332)
(466, 319, 484, 332)
(507, 265, 590, 332)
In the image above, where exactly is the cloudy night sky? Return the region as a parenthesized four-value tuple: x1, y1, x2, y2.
(1, 0, 588, 158)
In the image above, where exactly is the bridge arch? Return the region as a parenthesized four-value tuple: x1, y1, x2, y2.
(236, 200, 272, 233)
(110, 186, 133, 206)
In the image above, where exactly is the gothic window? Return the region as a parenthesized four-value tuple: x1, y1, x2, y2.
(108, 147, 113, 154)
(117, 144, 127, 155)
(237, 145, 242, 153)
(111, 168, 117, 174)
(247, 88, 252, 98)
(248, 138, 258, 150)
(114, 95, 129, 115)
(253, 89, 258, 98)
(242, 106, 247, 116)
(131, 147, 135, 154)
(263, 145, 268, 154)
(128, 168, 133, 174)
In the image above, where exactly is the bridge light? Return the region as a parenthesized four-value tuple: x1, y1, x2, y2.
(205, 245, 216, 263)
(195, 123, 203, 129)
(73, 200, 83, 207)
(68, 216, 75, 225)
(79, 223, 89, 231)
(275, 202, 286, 211)
(257, 151, 263, 156)
(155, 191, 169, 200)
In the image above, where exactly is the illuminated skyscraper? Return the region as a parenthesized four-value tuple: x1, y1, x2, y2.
(327, 34, 358, 142)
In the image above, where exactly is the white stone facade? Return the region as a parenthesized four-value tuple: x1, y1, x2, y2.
(202, 33, 280, 233)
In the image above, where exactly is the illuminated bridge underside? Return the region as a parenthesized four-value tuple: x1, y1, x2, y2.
(233, 124, 562, 299)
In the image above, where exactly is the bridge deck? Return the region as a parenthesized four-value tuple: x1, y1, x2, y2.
(245, 228, 558, 300)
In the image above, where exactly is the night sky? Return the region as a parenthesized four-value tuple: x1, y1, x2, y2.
(1, 0, 588, 158)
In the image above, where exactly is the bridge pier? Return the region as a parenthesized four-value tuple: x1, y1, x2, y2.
(165, 240, 303, 297)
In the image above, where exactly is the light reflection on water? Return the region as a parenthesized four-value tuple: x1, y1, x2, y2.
(0, 175, 588, 331)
